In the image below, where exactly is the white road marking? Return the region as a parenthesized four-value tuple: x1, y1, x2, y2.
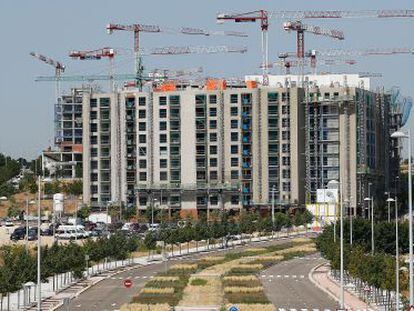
(284, 275, 290, 278)
(292, 275, 297, 278)
(300, 275, 305, 278)
(277, 275, 281, 278)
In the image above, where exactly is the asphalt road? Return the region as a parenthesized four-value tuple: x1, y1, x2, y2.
(261, 253, 337, 311)
(58, 235, 312, 311)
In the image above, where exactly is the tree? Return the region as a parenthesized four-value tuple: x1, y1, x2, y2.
(77, 205, 91, 220)
(144, 231, 157, 258)
(7, 197, 20, 218)
(63, 180, 83, 196)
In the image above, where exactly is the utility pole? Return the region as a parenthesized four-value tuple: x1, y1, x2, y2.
(271, 185, 275, 231)
(37, 176, 41, 311)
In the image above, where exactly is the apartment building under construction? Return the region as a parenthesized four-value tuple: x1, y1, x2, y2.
(78, 74, 399, 218)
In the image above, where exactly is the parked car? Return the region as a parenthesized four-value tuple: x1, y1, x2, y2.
(10, 227, 26, 241)
(4, 219, 14, 227)
(27, 228, 39, 241)
(40, 228, 53, 236)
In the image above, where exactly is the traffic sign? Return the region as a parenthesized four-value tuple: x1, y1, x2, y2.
(228, 306, 239, 311)
(123, 279, 133, 288)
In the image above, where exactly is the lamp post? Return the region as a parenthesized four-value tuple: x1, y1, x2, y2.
(271, 185, 275, 232)
(387, 197, 399, 310)
(391, 129, 412, 307)
(364, 197, 374, 254)
(36, 176, 41, 311)
(367, 182, 372, 219)
(328, 179, 344, 309)
(344, 199, 352, 245)
(385, 192, 391, 223)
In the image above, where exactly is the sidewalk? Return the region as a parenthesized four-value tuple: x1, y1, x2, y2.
(310, 263, 375, 311)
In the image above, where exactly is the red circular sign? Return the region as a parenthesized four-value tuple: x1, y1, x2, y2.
(123, 279, 133, 288)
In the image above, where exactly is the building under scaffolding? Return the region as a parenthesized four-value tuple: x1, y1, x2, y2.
(78, 74, 402, 219)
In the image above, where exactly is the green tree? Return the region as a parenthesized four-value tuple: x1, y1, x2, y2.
(144, 231, 157, 258)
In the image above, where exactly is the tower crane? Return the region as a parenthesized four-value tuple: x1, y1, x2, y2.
(283, 21, 344, 84)
(30, 52, 66, 145)
(217, 9, 414, 85)
(277, 47, 414, 74)
(35, 45, 247, 85)
(106, 23, 247, 90)
(273, 57, 356, 74)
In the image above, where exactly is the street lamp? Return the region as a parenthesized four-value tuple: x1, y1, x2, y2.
(391, 129, 413, 307)
(344, 198, 352, 245)
(364, 197, 374, 254)
(25, 199, 36, 252)
(387, 197, 400, 310)
(271, 185, 275, 233)
(385, 192, 391, 223)
(328, 179, 344, 309)
(36, 176, 41, 311)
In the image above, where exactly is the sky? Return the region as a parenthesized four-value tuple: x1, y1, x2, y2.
(0, 0, 414, 159)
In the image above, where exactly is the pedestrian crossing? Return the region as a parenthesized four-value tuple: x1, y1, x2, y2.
(260, 274, 306, 279)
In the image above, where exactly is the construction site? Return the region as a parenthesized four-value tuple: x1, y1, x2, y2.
(31, 9, 414, 220)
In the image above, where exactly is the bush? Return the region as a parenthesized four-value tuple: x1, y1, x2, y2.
(190, 278, 208, 286)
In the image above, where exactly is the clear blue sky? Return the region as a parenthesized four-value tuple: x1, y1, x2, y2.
(1, 0, 413, 159)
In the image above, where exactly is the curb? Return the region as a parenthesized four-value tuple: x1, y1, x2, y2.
(50, 264, 141, 311)
(308, 262, 350, 309)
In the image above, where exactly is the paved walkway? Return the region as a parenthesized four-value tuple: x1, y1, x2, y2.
(310, 263, 375, 311)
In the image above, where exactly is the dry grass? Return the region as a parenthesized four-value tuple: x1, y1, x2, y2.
(178, 275, 223, 306)
(152, 276, 180, 282)
(140, 287, 175, 294)
(120, 303, 171, 311)
(225, 303, 276, 311)
(236, 264, 264, 270)
(169, 263, 198, 270)
(200, 256, 225, 262)
(223, 275, 258, 282)
(224, 286, 263, 293)
(250, 255, 283, 262)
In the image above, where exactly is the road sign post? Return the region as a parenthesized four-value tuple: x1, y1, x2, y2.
(123, 279, 133, 289)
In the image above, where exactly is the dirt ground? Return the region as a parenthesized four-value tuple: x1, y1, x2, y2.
(0, 191, 81, 218)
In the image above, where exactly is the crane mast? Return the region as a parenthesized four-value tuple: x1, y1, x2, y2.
(30, 52, 66, 146)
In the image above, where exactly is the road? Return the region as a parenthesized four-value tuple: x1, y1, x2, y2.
(261, 253, 337, 311)
(58, 236, 314, 311)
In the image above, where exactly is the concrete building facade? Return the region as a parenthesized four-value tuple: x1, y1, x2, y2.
(79, 75, 398, 218)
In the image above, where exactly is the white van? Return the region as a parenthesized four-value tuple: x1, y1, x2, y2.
(56, 225, 89, 240)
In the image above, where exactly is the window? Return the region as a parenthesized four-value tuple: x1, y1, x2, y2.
(210, 145, 217, 155)
(282, 131, 290, 140)
(282, 156, 290, 166)
(268, 92, 278, 102)
(231, 145, 238, 154)
(231, 106, 238, 116)
(90, 111, 97, 120)
(139, 159, 147, 169)
(160, 171, 168, 181)
(91, 161, 98, 169)
(159, 96, 167, 106)
(231, 119, 238, 129)
(91, 148, 98, 157)
(160, 146, 168, 156)
(230, 94, 238, 104)
(268, 144, 278, 153)
(138, 122, 146, 131)
(90, 136, 98, 144)
(209, 95, 217, 104)
(159, 121, 167, 131)
(282, 105, 289, 114)
(209, 120, 217, 129)
(138, 110, 146, 119)
(139, 135, 146, 144)
(139, 172, 147, 181)
(160, 159, 167, 168)
(282, 143, 290, 153)
(282, 169, 290, 179)
(268, 105, 278, 115)
(90, 123, 97, 132)
(210, 171, 218, 180)
(159, 109, 167, 118)
(139, 196, 148, 205)
(231, 170, 239, 179)
(100, 98, 110, 107)
(269, 157, 278, 166)
(282, 182, 291, 191)
(269, 131, 278, 141)
(91, 173, 98, 182)
(90, 99, 97, 108)
(160, 134, 167, 143)
(139, 147, 147, 156)
(210, 196, 218, 205)
(209, 107, 217, 117)
(209, 133, 217, 142)
(231, 132, 238, 142)
(170, 95, 180, 105)
(197, 171, 206, 180)
(210, 158, 217, 167)
(231, 158, 239, 167)
(139, 97, 146, 106)
(231, 195, 239, 205)
(282, 118, 290, 128)
(195, 94, 206, 104)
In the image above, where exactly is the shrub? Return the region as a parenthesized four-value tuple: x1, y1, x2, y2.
(225, 291, 270, 304)
(190, 278, 208, 286)
(224, 286, 263, 293)
(140, 287, 174, 294)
